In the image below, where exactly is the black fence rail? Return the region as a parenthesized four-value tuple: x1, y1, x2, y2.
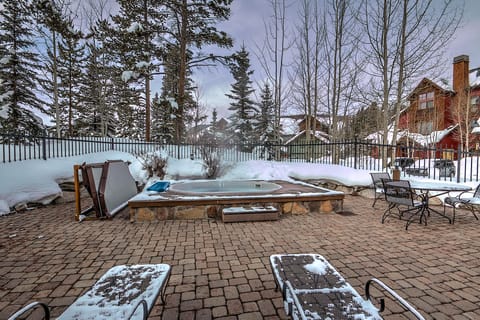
(1, 132, 479, 182)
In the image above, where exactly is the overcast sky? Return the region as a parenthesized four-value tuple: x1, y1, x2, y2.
(188, 0, 480, 120)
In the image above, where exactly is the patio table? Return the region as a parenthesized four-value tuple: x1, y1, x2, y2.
(406, 180, 471, 224)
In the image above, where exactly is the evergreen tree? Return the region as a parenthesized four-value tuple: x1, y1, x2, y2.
(151, 92, 176, 143)
(159, 42, 195, 137)
(115, 80, 143, 139)
(76, 42, 100, 136)
(108, 0, 166, 141)
(210, 108, 218, 143)
(163, 0, 233, 143)
(256, 83, 276, 142)
(226, 46, 257, 148)
(112, 65, 141, 139)
(34, 0, 72, 137)
(79, 33, 116, 137)
(57, 20, 86, 137)
(255, 82, 277, 159)
(349, 102, 380, 139)
(0, 0, 45, 137)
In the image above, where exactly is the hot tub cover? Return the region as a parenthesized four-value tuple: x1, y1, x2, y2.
(146, 181, 170, 192)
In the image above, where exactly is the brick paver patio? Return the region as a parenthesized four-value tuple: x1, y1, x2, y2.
(1, 193, 480, 319)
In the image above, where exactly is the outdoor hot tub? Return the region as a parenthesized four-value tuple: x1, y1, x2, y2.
(169, 180, 282, 194)
(128, 180, 345, 222)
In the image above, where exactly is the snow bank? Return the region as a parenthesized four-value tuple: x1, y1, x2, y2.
(0, 151, 373, 216)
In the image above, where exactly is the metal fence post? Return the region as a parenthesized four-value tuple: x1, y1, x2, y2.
(42, 133, 47, 160)
(353, 137, 358, 169)
(111, 137, 115, 150)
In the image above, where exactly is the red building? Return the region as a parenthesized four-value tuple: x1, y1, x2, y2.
(399, 55, 480, 156)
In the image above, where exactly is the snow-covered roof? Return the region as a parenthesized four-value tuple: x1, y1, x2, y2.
(284, 130, 330, 145)
(366, 125, 457, 146)
(472, 117, 480, 134)
(412, 67, 480, 95)
(436, 68, 480, 91)
(280, 117, 300, 135)
(438, 78, 452, 91)
(470, 68, 480, 88)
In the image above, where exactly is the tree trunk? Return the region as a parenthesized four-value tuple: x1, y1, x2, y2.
(53, 31, 60, 138)
(176, 0, 188, 144)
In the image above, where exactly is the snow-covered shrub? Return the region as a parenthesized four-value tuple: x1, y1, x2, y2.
(136, 149, 169, 179)
(201, 146, 221, 179)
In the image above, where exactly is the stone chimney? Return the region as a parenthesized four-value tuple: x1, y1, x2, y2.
(453, 55, 470, 93)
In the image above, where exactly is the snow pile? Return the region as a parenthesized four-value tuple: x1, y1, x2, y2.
(0, 151, 374, 215)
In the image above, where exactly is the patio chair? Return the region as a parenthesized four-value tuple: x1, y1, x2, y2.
(370, 172, 391, 207)
(270, 253, 426, 320)
(444, 184, 480, 224)
(8, 264, 171, 320)
(382, 180, 427, 230)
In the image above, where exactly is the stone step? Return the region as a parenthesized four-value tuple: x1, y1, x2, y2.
(222, 206, 279, 223)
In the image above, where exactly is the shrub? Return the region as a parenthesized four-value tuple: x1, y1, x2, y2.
(136, 149, 169, 179)
(200, 146, 221, 179)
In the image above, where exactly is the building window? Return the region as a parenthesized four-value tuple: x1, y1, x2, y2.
(417, 121, 433, 134)
(471, 96, 479, 113)
(418, 92, 434, 109)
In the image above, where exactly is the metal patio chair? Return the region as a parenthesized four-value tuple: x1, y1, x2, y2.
(370, 172, 391, 207)
(382, 180, 427, 230)
(444, 184, 480, 224)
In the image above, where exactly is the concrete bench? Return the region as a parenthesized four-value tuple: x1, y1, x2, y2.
(222, 205, 279, 223)
(270, 254, 425, 319)
(8, 264, 171, 320)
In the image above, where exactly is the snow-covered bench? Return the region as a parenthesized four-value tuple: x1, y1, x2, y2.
(222, 205, 279, 222)
(270, 254, 425, 319)
(8, 264, 171, 320)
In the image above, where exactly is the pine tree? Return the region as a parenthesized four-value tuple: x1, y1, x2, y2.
(255, 82, 277, 159)
(57, 20, 86, 137)
(349, 102, 380, 139)
(79, 35, 115, 136)
(107, 0, 166, 141)
(151, 92, 176, 143)
(76, 42, 100, 136)
(197, 108, 218, 145)
(34, 0, 72, 137)
(115, 79, 143, 139)
(226, 46, 257, 149)
(210, 108, 218, 144)
(163, 0, 233, 143)
(159, 42, 195, 138)
(0, 0, 45, 137)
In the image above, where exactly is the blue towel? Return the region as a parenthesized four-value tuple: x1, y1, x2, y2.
(147, 181, 170, 192)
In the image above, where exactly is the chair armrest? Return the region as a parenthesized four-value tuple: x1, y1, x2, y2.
(8, 302, 50, 320)
(445, 191, 475, 206)
(365, 278, 425, 320)
(457, 190, 475, 199)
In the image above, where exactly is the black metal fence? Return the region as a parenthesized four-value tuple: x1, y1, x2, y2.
(1, 132, 479, 182)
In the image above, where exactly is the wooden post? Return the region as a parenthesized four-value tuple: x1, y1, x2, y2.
(392, 167, 401, 181)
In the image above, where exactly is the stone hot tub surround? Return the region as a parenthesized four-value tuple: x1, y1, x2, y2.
(128, 180, 344, 222)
